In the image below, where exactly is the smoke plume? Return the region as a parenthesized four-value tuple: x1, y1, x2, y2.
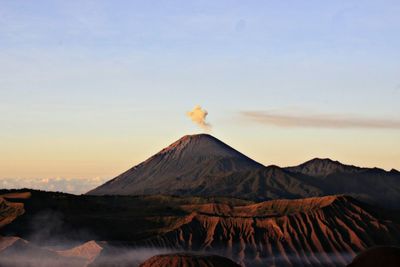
(186, 105, 211, 131)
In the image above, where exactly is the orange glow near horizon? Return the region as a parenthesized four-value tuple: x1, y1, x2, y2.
(1, 128, 399, 179)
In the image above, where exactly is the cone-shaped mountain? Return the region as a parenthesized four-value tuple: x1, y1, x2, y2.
(87, 134, 400, 209)
(87, 134, 264, 196)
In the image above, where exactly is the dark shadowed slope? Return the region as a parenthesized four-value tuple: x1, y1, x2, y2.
(1, 190, 400, 267)
(176, 165, 324, 201)
(87, 134, 264, 196)
(139, 253, 241, 267)
(346, 246, 400, 267)
(285, 158, 400, 209)
(0, 197, 24, 228)
(285, 158, 364, 177)
(0, 190, 251, 243)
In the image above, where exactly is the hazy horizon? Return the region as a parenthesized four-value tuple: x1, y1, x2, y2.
(1, 1, 400, 187)
(1, 132, 399, 194)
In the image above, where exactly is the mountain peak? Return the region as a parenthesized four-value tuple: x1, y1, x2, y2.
(285, 158, 362, 177)
(172, 133, 215, 143)
(87, 134, 263, 196)
(305, 157, 344, 165)
(182, 133, 214, 139)
(160, 134, 219, 152)
(308, 157, 337, 162)
(157, 133, 255, 159)
(295, 157, 353, 170)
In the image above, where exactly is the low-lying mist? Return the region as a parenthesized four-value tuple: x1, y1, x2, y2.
(0, 195, 356, 266)
(0, 241, 179, 267)
(0, 237, 355, 267)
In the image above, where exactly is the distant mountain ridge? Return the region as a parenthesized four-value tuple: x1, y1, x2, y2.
(284, 157, 364, 177)
(87, 134, 400, 209)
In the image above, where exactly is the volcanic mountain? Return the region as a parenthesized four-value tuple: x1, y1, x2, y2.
(87, 134, 264, 196)
(87, 134, 400, 209)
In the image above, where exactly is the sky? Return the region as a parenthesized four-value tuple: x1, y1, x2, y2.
(1, 0, 400, 193)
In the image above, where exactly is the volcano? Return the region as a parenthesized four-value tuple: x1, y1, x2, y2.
(87, 134, 400, 209)
(87, 134, 264, 196)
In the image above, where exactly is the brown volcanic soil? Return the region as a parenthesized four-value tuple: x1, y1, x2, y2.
(0, 197, 24, 228)
(57, 240, 104, 262)
(347, 246, 400, 267)
(139, 253, 241, 267)
(180, 195, 338, 217)
(138, 195, 400, 267)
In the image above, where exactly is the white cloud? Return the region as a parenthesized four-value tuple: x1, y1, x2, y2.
(0, 177, 109, 195)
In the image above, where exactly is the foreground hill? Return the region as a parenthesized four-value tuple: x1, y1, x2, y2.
(138, 195, 400, 266)
(87, 134, 400, 209)
(0, 190, 251, 242)
(1, 190, 400, 266)
(0, 236, 90, 267)
(346, 246, 400, 267)
(139, 253, 241, 267)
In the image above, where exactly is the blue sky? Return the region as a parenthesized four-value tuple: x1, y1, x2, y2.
(1, 0, 400, 185)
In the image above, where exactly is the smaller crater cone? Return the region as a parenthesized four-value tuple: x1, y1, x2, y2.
(139, 253, 241, 267)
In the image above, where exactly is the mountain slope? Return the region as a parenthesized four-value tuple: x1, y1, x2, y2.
(347, 247, 400, 267)
(87, 135, 400, 209)
(87, 134, 264, 196)
(0, 236, 87, 267)
(174, 165, 324, 200)
(0, 197, 24, 228)
(285, 158, 364, 177)
(1, 190, 400, 267)
(139, 253, 241, 267)
(138, 196, 400, 267)
(285, 158, 400, 209)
